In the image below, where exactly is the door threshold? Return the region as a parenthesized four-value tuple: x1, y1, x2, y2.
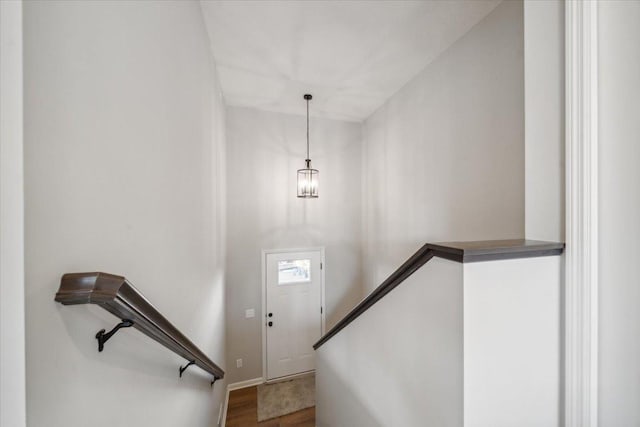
(265, 370, 315, 385)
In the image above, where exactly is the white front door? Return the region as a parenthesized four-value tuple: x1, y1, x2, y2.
(265, 249, 323, 381)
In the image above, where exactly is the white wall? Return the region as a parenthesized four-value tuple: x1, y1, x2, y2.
(0, 1, 26, 426)
(598, 1, 640, 424)
(524, 0, 565, 241)
(361, 0, 525, 293)
(225, 106, 362, 383)
(316, 257, 464, 427)
(23, 2, 227, 426)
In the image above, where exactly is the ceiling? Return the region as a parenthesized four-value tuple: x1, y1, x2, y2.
(200, 0, 501, 122)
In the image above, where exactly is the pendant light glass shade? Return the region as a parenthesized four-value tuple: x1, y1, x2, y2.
(297, 94, 319, 198)
(297, 160, 319, 198)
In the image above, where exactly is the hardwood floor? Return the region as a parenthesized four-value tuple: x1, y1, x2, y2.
(225, 386, 315, 427)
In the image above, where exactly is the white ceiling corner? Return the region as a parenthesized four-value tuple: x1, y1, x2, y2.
(200, 0, 501, 122)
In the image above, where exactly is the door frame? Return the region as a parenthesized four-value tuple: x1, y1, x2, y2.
(564, 1, 599, 426)
(261, 247, 326, 382)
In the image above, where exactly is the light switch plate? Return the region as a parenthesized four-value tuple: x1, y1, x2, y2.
(245, 308, 255, 318)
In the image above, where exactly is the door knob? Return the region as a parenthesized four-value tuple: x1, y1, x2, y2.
(268, 313, 273, 317)
(268, 321, 273, 327)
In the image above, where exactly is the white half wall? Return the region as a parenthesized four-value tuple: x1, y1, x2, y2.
(316, 257, 464, 427)
(598, 1, 640, 424)
(524, 0, 565, 241)
(23, 2, 227, 426)
(463, 257, 561, 427)
(0, 1, 26, 426)
(225, 106, 362, 384)
(316, 255, 562, 427)
(362, 0, 525, 293)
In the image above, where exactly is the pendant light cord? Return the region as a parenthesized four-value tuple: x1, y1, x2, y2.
(306, 97, 310, 161)
(303, 94, 312, 169)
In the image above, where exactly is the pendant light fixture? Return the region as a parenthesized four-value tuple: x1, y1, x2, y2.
(297, 94, 319, 198)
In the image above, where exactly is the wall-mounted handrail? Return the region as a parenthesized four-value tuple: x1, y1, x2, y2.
(55, 272, 224, 383)
(313, 239, 564, 350)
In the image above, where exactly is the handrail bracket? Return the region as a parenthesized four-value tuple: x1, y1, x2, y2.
(95, 319, 134, 352)
(179, 360, 196, 378)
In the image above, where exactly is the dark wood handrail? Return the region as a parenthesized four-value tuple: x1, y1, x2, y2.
(313, 239, 564, 350)
(55, 272, 224, 381)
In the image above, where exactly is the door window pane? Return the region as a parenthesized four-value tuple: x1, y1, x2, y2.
(278, 259, 311, 284)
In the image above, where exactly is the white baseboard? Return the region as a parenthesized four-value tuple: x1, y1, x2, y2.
(221, 387, 229, 427)
(221, 377, 264, 427)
